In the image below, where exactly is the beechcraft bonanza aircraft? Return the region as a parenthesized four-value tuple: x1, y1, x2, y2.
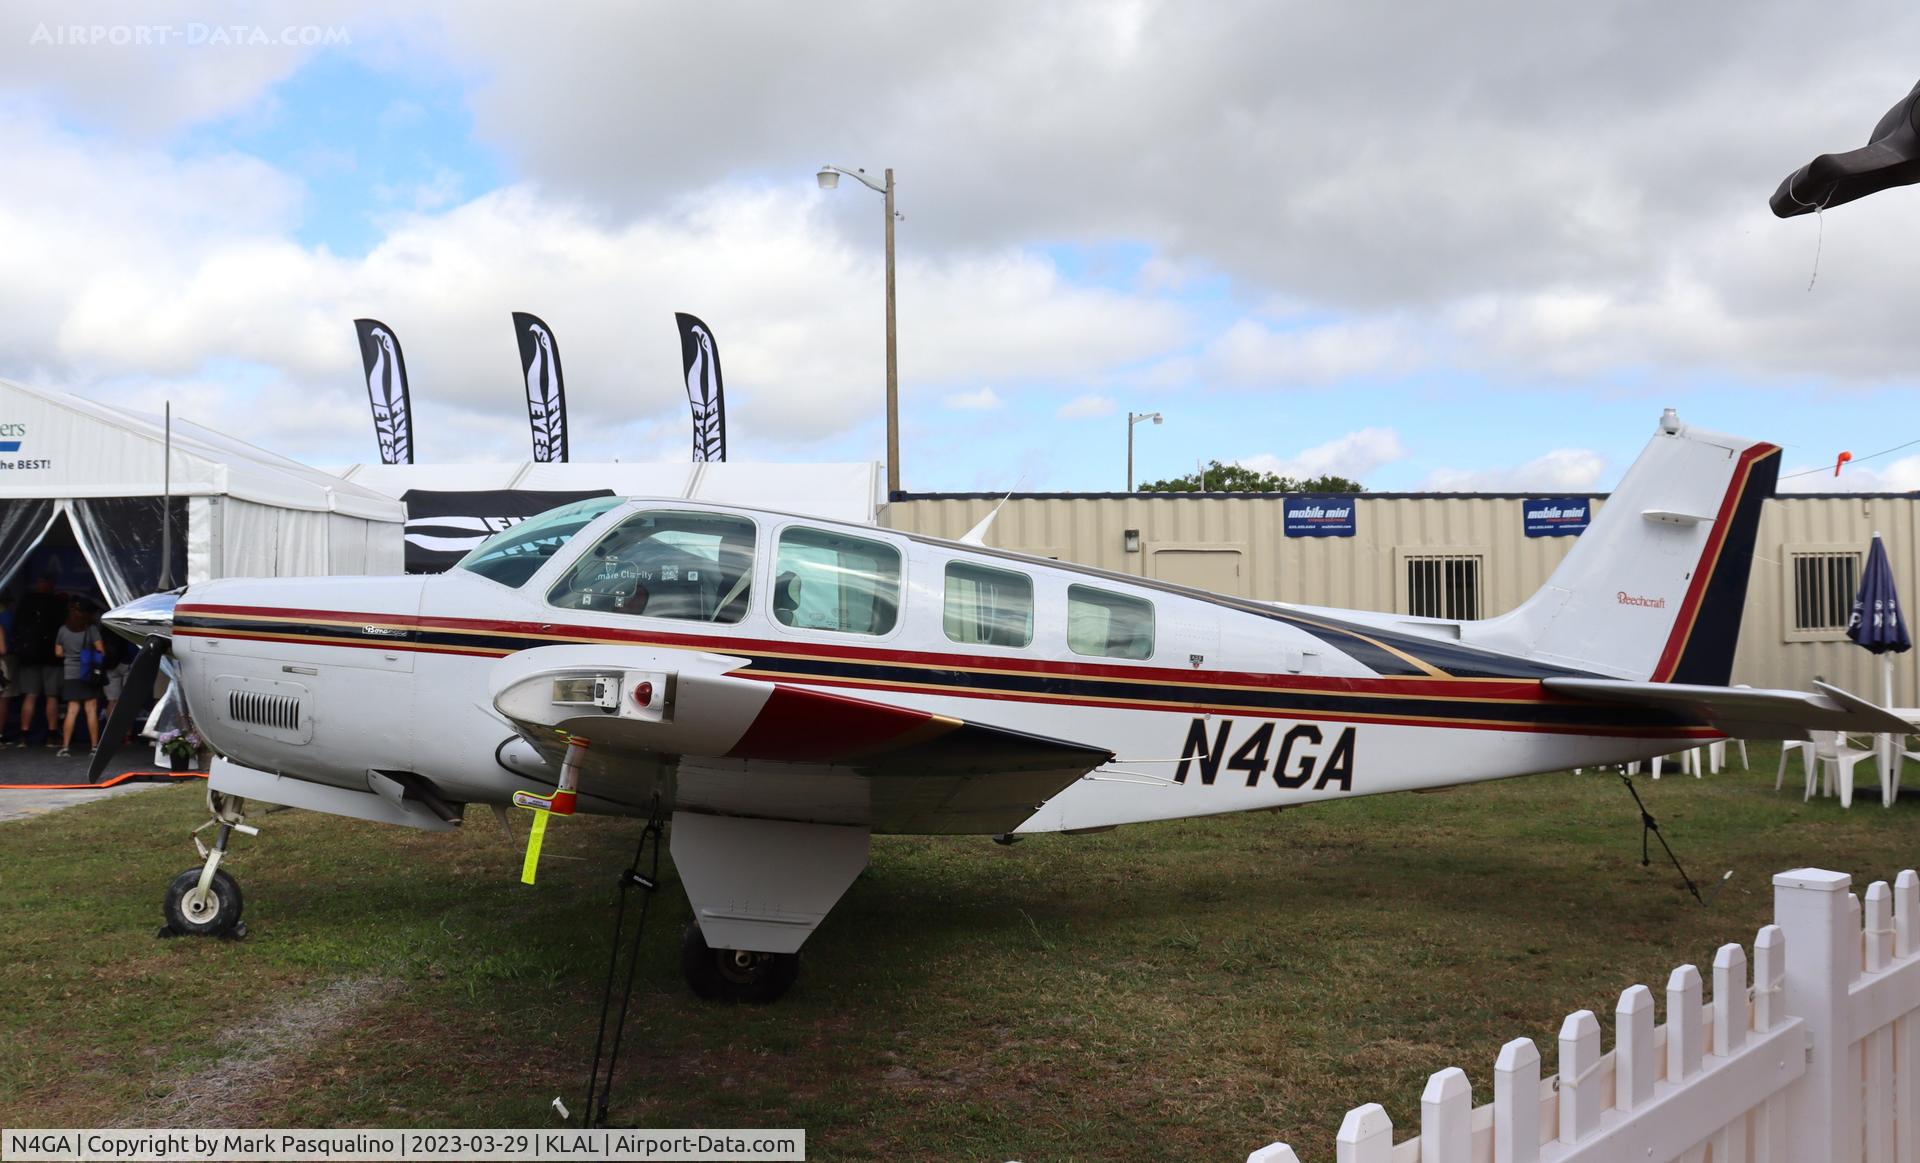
(95, 411, 1909, 1001)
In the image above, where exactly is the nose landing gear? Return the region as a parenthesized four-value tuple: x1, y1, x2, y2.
(159, 790, 255, 940)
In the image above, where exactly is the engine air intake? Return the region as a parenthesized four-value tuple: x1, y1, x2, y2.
(228, 690, 302, 732)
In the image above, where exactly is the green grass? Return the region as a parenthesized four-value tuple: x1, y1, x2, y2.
(3, 747, 1918, 1160)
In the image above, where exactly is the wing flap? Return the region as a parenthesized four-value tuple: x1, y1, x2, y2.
(1543, 677, 1914, 740)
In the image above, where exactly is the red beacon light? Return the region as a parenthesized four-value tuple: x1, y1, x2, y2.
(634, 680, 654, 709)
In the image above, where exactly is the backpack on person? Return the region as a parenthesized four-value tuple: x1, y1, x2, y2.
(78, 643, 108, 688)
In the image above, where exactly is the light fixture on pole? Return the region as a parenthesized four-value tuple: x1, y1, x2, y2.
(1127, 411, 1162, 491)
(818, 164, 901, 496)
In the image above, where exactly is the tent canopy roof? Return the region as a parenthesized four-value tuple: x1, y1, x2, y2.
(0, 379, 404, 521)
(339, 460, 882, 525)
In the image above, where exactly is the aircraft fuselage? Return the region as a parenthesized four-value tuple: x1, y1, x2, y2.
(166, 502, 1713, 837)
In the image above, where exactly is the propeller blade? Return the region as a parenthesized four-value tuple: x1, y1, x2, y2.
(87, 638, 168, 784)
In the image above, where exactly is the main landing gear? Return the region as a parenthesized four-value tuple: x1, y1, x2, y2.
(680, 922, 800, 1003)
(160, 790, 256, 939)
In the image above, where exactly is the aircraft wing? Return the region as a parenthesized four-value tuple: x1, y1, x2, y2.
(1543, 677, 1916, 740)
(490, 644, 1113, 833)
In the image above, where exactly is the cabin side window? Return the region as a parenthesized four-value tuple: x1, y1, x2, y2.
(943, 561, 1034, 648)
(772, 527, 901, 636)
(546, 510, 756, 623)
(1067, 585, 1154, 659)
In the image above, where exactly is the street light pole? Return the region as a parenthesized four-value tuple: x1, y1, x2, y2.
(884, 168, 898, 498)
(818, 164, 902, 496)
(1127, 411, 1163, 491)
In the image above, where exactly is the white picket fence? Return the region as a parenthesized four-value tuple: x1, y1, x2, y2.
(1247, 867, 1920, 1162)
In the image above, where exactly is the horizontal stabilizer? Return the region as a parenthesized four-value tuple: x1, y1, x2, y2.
(1543, 677, 1915, 740)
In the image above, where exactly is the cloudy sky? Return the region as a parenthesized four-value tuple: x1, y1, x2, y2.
(3, 1, 1918, 494)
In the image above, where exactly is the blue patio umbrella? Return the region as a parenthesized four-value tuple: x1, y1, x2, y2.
(1848, 533, 1910, 806)
(1849, 534, 1911, 655)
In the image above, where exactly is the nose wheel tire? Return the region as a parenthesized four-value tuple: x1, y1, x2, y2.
(680, 922, 799, 1003)
(162, 868, 245, 938)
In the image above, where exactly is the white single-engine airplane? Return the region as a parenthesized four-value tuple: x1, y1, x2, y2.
(95, 411, 1908, 1001)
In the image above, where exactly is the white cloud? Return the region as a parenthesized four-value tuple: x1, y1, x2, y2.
(8, 1, 1920, 487)
(1056, 394, 1116, 420)
(402, 1, 1920, 391)
(1423, 448, 1608, 492)
(1204, 319, 1421, 387)
(0, 108, 1199, 466)
(1236, 427, 1407, 482)
(0, 0, 364, 134)
(942, 387, 1002, 410)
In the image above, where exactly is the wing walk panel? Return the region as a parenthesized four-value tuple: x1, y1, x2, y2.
(727, 683, 1115, 774)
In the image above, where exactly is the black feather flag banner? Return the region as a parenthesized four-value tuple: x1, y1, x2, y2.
(512, 311, 569, 462)
(353, 318, 415, 465)
(675, 312, 728, 462)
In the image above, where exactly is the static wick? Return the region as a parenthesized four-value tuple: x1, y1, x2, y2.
(1784, 173, 1829, 292)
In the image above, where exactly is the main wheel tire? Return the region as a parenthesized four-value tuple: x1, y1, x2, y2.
(162, 868, 245, 938)
(680, 922, 799, 1003)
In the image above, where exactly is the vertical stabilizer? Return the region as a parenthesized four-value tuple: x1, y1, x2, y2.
(1470, 412, 1779, 682)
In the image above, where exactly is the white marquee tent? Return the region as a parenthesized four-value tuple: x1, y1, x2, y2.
(0, 379, 406, 602)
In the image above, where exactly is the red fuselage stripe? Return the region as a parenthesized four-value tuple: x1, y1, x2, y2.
(173, 612, 1714, 738)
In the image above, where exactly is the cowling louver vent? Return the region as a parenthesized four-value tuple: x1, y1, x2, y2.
(228, 689, 301, 732)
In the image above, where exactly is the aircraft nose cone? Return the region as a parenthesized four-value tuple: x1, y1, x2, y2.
(103, 591, 179, 645)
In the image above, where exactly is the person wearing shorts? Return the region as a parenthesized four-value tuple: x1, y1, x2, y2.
(54, 603, 104, 758)
(102, 632, 133, 737)
(12, 577, 66, 746)
(12, 657, 63, 744)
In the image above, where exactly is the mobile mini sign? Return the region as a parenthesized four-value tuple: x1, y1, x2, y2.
(1283, 495, 1357, 537)
(1523, 497, 1592, 537)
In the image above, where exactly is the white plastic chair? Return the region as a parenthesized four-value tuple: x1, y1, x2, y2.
(1706, 738, 1746, 772)
(1652, 747, 1703, 779)
(1777, 738, 1816, 793)
(1813, 732, 1879, 809)
(1884, 735, 1918, 805)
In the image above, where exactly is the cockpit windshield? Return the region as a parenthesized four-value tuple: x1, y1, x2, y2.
(455, 498, 626, 587)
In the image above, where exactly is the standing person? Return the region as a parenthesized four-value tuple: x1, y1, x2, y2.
(12, 576, 66, 747)
(54, 601, 104, 758)
(0, 596, 13, 745)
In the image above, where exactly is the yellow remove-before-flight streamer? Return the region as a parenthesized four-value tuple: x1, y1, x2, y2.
(520, 810, 550, 884)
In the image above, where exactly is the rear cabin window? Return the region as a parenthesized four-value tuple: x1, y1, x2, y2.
(456, 497, 624, 587)
(772, 527, 901, 636)
(1067, 585, 1154, 659)
(943, 561, 1034, 648)
(547, 510, 756, 623)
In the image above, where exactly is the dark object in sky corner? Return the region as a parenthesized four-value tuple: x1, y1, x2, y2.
(1771, 78, 1920, 217)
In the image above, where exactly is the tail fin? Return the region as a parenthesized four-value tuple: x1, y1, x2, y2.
(1474, 412, 1780, 683)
